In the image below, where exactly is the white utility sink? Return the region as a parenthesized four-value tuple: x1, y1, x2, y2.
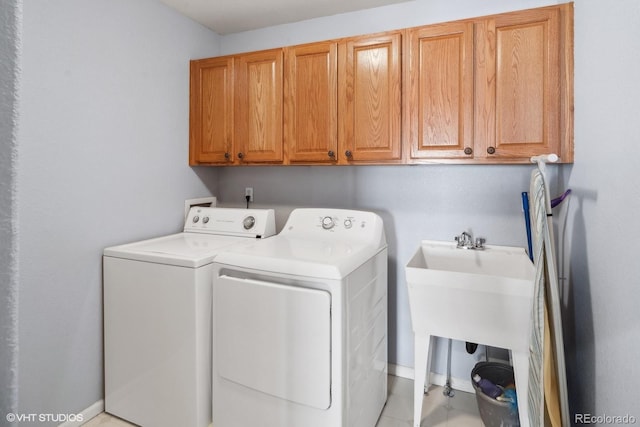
(405, 240, 535, 427)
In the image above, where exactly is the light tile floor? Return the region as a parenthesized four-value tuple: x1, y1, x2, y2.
(84, 375, 482, 427)
(378, 376, 483, 427)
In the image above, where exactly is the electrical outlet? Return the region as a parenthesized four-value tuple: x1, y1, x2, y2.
(245, 187, 254, 202)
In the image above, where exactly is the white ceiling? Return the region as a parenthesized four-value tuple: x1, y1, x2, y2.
(158, 0, 414, 34)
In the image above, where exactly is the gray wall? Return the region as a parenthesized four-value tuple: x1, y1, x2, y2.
(1, 0, 20, 421)
(12, 0, 220, 424)
(562, 0, 640, 418)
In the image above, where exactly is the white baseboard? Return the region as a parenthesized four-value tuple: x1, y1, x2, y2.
(388, 362, 415, 380)
(388, 363, 475, 394)
(58, 400, 104, 427)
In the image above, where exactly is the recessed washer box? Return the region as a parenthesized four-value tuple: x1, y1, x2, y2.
(184, 196, 217, 219)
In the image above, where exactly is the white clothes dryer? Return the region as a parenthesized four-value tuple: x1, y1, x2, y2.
(103, 207, 275, 427)
(211, 208, 388, 427)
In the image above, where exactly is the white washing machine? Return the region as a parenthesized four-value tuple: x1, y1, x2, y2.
(103, 207, 275, 427)
(211, 208, 388, 427)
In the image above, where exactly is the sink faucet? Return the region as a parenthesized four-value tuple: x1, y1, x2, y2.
(455, 231, 485, 250)
(455, 231, 473, 248)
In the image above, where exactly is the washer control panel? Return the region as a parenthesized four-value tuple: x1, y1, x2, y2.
(184, 207, 275, 238)
(318, 214, 362, 232)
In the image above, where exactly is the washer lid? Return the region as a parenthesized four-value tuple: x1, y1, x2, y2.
(104, 233, 256, 268)
(104, 207, 276, 267)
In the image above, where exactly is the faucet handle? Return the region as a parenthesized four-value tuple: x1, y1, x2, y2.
(474, 237, 486, 249)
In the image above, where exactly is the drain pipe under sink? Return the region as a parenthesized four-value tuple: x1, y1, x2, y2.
(443, 338, 455, 398)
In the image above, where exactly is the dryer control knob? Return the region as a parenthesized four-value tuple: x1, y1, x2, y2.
(192, 215, 200, 223)
(243, 216, 256, 230)
(322, 216, 335, 230)
(344, 219, 353, 229)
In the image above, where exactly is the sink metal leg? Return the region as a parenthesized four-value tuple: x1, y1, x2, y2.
(413, 333, 431, 427)
(511, 350, 530, 427)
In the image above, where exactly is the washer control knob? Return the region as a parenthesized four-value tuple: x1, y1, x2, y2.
(321, 216, 335, 230)
(192, 215, 200, 223)
(243, 216, 256, 230)
(202, 216, 210, 224)
(344, 219, 353, 229)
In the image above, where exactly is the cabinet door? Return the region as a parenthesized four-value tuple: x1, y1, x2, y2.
(235, 49, 284, 163)
(407, 22, 474, 160)
(284, 43, 338, 163)
(189, 57, 234, 164)
(339, 32, 402, 163)
(475, 6, 563, 160)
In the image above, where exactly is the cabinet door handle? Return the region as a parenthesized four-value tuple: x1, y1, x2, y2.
(237, 152, 244, 159)
(224, 152, 231, 160)
(487, 147, 496, 155)
(328, 150, 335, 158)
(464, 147, 473, 155)
(345, 150, 352, 158)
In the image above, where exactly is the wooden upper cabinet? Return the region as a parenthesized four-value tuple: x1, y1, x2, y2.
(475, 4, 573, 161)
(338, 32, 402, 163)
(188, 4, 572, 166)
(235, 49, 284, 163)
(189, 56, 234, 165)
(284, 42, 338, 163)
(407, 22, 474, 160)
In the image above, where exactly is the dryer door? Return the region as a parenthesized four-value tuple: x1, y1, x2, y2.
(216, 275, 331, 409)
